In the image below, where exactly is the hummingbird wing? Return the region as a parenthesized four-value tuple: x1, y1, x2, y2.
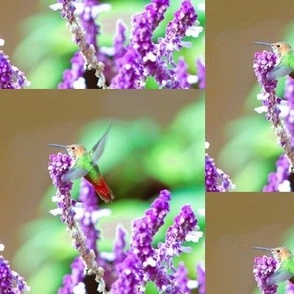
(268, 63, 293, 80)
(62, 166, 88, 182)
(89, 126, 111, 164)
(268, 267, 293, 285)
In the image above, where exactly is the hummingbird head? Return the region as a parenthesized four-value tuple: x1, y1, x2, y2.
(271, 247, 292, 262)
(254, 246, 292, 262)
(49, 144, 87, 160)
(253, 41, 292, 58)
(270, 42, 292, 58)
(64, 144, 87, 160)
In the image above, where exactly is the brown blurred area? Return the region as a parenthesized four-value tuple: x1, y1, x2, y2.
(0, 90, 199, 262)
(0, 1, 39, 59)
(206, 0, 294, 159)
(207, 194, 294, 293)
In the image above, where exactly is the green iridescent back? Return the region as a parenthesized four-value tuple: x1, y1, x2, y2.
(282, 50, 294, 69)
(281, 255, 294, 274)
(76, 153, 101, 180)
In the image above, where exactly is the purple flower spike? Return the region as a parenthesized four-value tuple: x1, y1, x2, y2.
(48, 153, 72, 190)
(110, 48, 143, 89)
(175, 262, 189, 293)
(253, 51, 277, 92)
(205, 142, 235, 192)
(263, 154, 290, 192)
(263, 76, 294, 193)
(111, 0, 201, 89)
(113, 189, 203, 294)
(77, 179, 101, 254)
(114, 225, 127, 265)
(58, 178, 111, 293)
(197, 263, 205, 294)
(154, 0, 199, 88)
(175, 57, 190, 89)
(113, 20, 127, 60)
(131, 189, 171, 263)
(253, 50, 279, 125)
(111, 0, 170, 89)
(48, 154, 107, 293)
(56, 0, 76, 24)
(131, 0, 169, 60)
(156, 0, 198, 88)
(58, 52, 85, 89)
(284, 77, 294, 146)
(253, 50, 294, 170)
(48, 153, 75, 228)
(51, 0, 106, 88)
(158, 204, 202, 275)
(112, 253, 142, 294)
(78, 0, 102, 50)
(0, 40, 29, 89)
(111, 190, 200, 294)
(0, 244, 30, 293)
(58, 257, 85, 294)
(164, 0, 197, 53)
(197, 58, 205, 89)
(253, 255, 278, 294)
(164, 205, 197, 252)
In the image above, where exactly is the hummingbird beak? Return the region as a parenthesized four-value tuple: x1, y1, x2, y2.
(48, 144, 67, 149)
(253, 41, 272, 47)
(253, 246, 272, 251)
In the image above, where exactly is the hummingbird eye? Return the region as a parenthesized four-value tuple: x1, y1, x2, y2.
(277, 249, 280, 253)
(276, 44, 280, 48)
(71, 146, 75, 150)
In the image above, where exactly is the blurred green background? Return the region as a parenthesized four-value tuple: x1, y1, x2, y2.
(0, 0, 205, 89)
(206, 0, 294, 191)
(0, 90, 204, 293)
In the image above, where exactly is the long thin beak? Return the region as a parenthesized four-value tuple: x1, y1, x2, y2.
(253, 246, 272, 251)
(253, 42, 272, 46)
(48, 144, 67, 149)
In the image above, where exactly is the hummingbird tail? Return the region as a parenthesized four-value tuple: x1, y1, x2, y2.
(85, 176, 115, 204)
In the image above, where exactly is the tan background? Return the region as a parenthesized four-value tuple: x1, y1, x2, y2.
(0, 1, 39, 57)
(0, 90, 200, 262)
(207, 193, 294, 293)
(206, 0, 294, 160)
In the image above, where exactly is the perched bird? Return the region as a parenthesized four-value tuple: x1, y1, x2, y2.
(254, 41, 294, 80)
(49, 127, 114, 203)
(254, 246, 294, 285)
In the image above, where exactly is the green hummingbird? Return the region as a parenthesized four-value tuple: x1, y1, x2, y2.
(254, 246, 294, 285)
(253, 41, 294, 80)
(49, 126, 114, 204)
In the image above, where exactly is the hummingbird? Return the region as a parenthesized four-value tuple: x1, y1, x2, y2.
(254, 246, 294, 285)
(253, 41, 294, 80)
(49, 127, 114, 204)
